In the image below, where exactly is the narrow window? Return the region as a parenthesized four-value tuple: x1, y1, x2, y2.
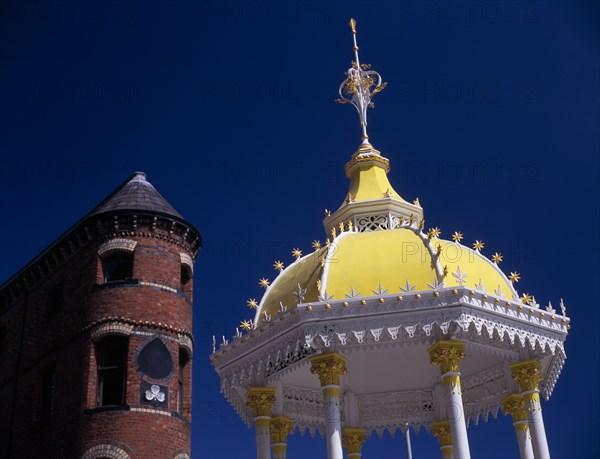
(40, 365, 56, 426)
(96, 336, 128, 406)
(103, 252, 133, 282)
(45, 283, 63, 319)
(177, 348, 190, 414)
(180, 264, 192, 287)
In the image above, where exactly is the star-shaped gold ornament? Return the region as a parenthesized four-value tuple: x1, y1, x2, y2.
(473, 240, 485, 251)
(259, 278, 270, 288)
(246, 298, 258, 309)
(240, 320, 253, 331)
(292, 248, 302, 259)
(312, 240, 322, 250)
(509, 272, 521, 283)
(520, 293, 533, 305)
(273, 260, 284, 271)
(427, 227, 441, 239)
(452, 231, 464, 242)
(491, 252, 503, 264)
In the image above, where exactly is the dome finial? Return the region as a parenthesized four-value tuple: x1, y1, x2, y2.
(336, 18, 388, 144)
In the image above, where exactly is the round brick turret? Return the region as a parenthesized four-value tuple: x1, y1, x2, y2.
(0, 172, 200, 459)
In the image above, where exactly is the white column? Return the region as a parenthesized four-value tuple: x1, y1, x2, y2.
(502, 394, 534, 459)
(429, 341, 471, 459)
(510, 360, 551, 459)
(246, 386, 276, 459)
(310, 352, 347, 459)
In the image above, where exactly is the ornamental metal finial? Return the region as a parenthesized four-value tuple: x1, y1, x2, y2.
(336, 18, 387, 143)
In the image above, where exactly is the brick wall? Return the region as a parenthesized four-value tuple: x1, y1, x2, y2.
(1, 212, 199, 459)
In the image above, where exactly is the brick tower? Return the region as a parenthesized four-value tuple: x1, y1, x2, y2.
(0, 172, 201, 459)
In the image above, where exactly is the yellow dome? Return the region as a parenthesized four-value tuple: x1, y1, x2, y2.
(255, 227, 516, 324)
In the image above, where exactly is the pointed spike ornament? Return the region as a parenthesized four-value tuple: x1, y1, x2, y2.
(336, 18, 387, 142)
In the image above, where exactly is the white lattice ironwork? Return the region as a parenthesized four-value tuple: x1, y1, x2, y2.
(356, 213, 388, 232)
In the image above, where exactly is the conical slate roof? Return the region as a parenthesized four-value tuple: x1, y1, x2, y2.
(90, 172, 183, 219)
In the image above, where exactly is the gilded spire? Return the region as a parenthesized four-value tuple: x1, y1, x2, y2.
(336, 18, 388, 143)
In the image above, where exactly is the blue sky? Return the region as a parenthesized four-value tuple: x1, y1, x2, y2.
(0, 1, 598, 458)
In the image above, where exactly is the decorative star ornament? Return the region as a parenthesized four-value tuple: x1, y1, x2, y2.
(452, 231, 464, 243)
(491, 252, 503, 264)
(319, 290, 334, 302)
(273, 260, 284, 271)
(345, 286, 361, 298)
(259, 278, 270, 288)
(400, 280, 416, 293)
(291, 248, 302, 259)
(372, 284, 388, 296)
(520, 293, 533, 305)
(428, 277, 444, 290)
(452, 266, 467, 286)
(427, 227, 441, 239)
(509, 271, 521, 283)
(312, 240, 322, 250)
(292, 283, 307, 303)
(475, 279, 486, 293)
(473, 240, 485, 251)
(240, 320, 253, 331)
(246, 298, 258, 309)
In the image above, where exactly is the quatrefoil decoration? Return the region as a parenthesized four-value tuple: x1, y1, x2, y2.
(145, 384, 166, 403)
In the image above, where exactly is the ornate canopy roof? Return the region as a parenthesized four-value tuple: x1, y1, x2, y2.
(211, 18, 570, 441)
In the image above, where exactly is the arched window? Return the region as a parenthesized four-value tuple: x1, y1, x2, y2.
(45, 282, 63, 319)
(177, 347, 190, 414)
(180, 264, 192, 287)
(96, 336, 128, 406)
(102, 252, 133, 282)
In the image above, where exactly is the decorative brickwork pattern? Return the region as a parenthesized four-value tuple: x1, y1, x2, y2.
(180, 253, 194, 273)
(90, 321, 134, 341)
(81, 444, 131, 459)
(98, 238, 138, 257)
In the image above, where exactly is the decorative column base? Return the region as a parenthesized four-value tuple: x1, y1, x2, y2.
(342, 428, 367, 459)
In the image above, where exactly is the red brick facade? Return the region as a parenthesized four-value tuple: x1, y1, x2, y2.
(0, 174, 200, 459)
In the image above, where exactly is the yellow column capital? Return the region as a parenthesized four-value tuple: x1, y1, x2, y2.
(428, 340, 466, 374)
(509, 359, 542, 392)
(431, 420, 453, 447)
(309, 352, 348, 387)
(246, 386, 276, 418)
(342, 428, 367, 456)
(502, 394, 527, 422)
(270, 416, 294, 443)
